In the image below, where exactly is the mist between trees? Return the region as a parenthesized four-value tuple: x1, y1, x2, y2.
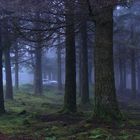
(0, 0, 140, 140)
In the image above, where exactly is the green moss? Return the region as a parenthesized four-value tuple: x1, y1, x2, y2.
(5, 93, 62, 115)
(0, 114, 25, 134)
(45, 136, 57, 140)
(0, 92, 63, 136)
(0, 92, 139, 140)
(75, 132, 89, 140)
(118, 130, 133, 140)
(134, 135, 140, 140)
(89, 128, 112, 139)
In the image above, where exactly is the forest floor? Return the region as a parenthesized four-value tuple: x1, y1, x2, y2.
(0, 86, 140, 140)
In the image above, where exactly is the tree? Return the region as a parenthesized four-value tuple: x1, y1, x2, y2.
(78, 44, 82, 97)
(4, 42, 13, 100)
(80, 19, 90, 104)
(57, 34, 63, 90)
(3, 19, 13, 100)
(14, 41, 19, 90)
(34, 42, 43, 96)
(118, 46, 127, 95)
(93, 8, 121, 120)
(130, 48, 136, 99)
(63, 0, 77, 113)
(0, 23, 5, 114)
(130, 17, 137, 99)
(137, 59, 140, 92)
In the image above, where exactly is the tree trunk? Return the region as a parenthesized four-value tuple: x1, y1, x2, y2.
(119, 46, 127, 95)
(78, 46, 82, 97)
(119, 55, 124, 94)
(63, 0, 76, 113)
(57, 36, 62, 90)
(131, 49, 136, 99)
(34, 45, 43, 96)
(123, 61, 127, 92)
(81, 20, 89, 104)
(114, 65, 120, 91)
(88, 52, 93, 85)
(4, 43, 13, 100)
(0, 27, 5, 114)
(137, 59, 140, 92)
(15, 44, 19, 90)
(93, 8, 121, 120)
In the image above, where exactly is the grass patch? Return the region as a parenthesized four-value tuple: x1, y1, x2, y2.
(0, 91, 139, 140)
(1, 91, 63, 137)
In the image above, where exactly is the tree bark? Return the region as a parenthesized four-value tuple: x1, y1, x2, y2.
(81, 20, 89, 104)
(119, 54, 124, 94)
(131, 49, 136, 99)
(78, 46, 82, 97)
(123, 61, 127, 91)
(63, 0, 77, 113)
(0, 26, 5, 114)
(4, 44, 13, 100)
(119, 46, 127, 95)
(34, 45, 43, 96)
(57, 35, 62, 90)
(137, 59, 140, 92)
(93, 8, 121, 120)
(14, 43, 19, 90)
(88, 50, 93, 85)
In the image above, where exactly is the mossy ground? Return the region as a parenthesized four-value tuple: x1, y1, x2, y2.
(0, 87, 140, 140)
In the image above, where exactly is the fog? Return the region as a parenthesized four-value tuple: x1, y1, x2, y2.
(0, 0, 140, 139)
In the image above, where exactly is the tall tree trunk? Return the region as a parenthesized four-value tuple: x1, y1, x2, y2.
(123, 61, 127, 91)
(93, 8, 121, 120)
(34, 12, 43, 96)
(119, 46, 127, 95)
(42, 53, 47, 79)
(34, 45, 43, 96)
(88, 50, 93, 85)
(0, 26, 5, 114)
(131, 49, 136, 99)
(78, 46, 82, 97)
(15, 44, 19, 90)
(119, 54, 124, 94)
(4, 43, 13, 100)
(114, 65, 120, 91)
(63, 0, 76, 113)
(57, 36, 62, 90)
(43, 71, 47, 79)
(81, 20, 89, 104)
(137, 59, 140, 92)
